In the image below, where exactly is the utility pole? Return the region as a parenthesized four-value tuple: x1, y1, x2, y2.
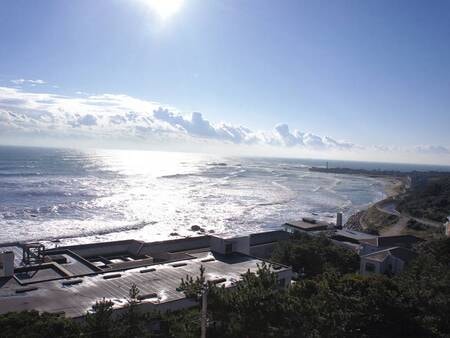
(200, 285, 208, 338)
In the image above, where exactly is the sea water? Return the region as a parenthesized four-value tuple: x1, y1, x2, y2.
(2, 145, 445, 245)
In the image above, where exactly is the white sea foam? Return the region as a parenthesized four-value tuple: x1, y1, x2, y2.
(0, 147, 389, 245)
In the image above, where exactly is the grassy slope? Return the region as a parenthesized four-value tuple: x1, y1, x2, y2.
(397, 176, 450, 223)
(361, 204, 399, 234)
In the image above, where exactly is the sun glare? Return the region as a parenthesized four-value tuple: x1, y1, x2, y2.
(145, 0, 184, 20)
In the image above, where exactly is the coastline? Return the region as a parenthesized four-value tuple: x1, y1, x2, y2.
(381, 176, 408, 198)
(342, 173, 407, 232)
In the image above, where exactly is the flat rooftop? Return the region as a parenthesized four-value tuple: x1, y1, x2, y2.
(0, 250, 289, 318)
(284, 218, 331, 231)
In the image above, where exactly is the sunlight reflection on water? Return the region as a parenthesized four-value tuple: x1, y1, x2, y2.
(0, 147, 387, 245)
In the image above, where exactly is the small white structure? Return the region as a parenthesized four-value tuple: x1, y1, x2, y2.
(445, 216, 450, 237)
(0, 251, 15, 277)
(210, 234, 250, 255)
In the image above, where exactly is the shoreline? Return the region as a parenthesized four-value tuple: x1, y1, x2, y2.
(341, 173, 408, 232)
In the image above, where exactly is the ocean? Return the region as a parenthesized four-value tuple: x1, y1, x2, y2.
(1, 145, 448, 245)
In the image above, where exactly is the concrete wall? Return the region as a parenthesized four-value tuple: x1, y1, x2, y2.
(249, 230, 289, 246)
(139, 236, 210, 256)
(0, 251, 15, 277)
(210, 236, 250, 255)
(54, 231, 290, 260)
(249, 242, 277, 259)
(233, 236, 250, 255)
(58, 240, 141, 258)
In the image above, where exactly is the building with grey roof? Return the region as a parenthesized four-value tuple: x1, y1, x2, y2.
(0, 231, 292, 319)
(360, 247, 417, 276)
(359, 235, 423, 256)
(283, 218, 332, 233)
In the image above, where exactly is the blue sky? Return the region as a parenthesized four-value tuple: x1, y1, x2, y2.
(0, 0, 449, 164)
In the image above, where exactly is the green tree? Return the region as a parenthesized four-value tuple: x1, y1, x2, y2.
(117, 283, 149, 337)
(163, 308, 201, 338)
(179, 264, 206, 299)
(208, 262, 290, 337)
(84, 298, 115, 338)
(396, 254, 450, 336)
(271, 233, 359, 277)
(0, 310, 80, 338)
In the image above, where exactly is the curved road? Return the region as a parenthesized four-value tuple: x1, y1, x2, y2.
(377, 200, 443, 236)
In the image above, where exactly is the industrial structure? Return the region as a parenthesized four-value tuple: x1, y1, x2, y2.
(0, 231, 291, 318)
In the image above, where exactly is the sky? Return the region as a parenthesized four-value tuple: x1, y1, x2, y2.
(0, 0, 449, 164)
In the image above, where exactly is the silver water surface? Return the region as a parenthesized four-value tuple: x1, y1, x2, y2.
(0, 146, 387, 245)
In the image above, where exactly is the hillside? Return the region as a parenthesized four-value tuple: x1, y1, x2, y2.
(397, 176, 450, 222)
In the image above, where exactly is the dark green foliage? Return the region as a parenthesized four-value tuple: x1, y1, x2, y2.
(179, 264, 206, 299)
(84, 298, 115, 338)
(2, 239, 450, 337)
(162, 308, 201, 338)
(398, 176, 450, 222)
(84, 284, 155, 337)
(0, 310, 80, 338)
(208, 262, 288, 337)
(271, 233, 360, 277)
(416, 237, 450, 265)
(395, 252, 450, 336)
(288, 273, 426, 337)
(117, 283, 149, 338)
(169, 237, 450, 337)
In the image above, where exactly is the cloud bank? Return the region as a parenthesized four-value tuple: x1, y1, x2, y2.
(0, 86, 449, 164)
(0, 86, 354, 150)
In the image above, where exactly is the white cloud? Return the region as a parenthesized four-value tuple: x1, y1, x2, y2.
(0, 86, 449, 164)
(11, 79, 47, 86)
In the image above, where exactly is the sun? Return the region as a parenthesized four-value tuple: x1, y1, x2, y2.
(145, 0, 184, 20)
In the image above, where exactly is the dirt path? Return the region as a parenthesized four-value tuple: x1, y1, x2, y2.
(380, 215, 409, 236)
(377, 201, 443, 236)
(402, 213, 443, 228)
